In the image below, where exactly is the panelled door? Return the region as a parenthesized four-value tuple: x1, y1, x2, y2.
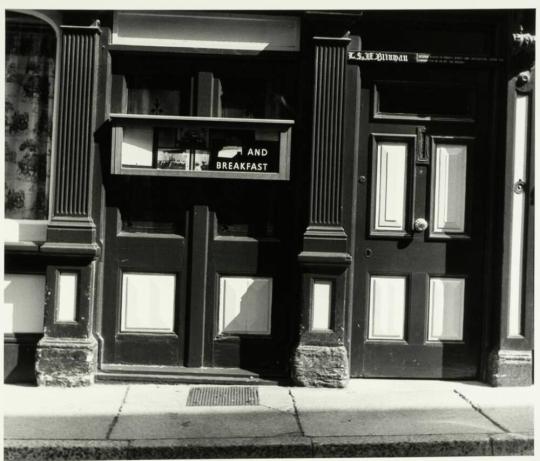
(351, 65, 493, 378)
(101, 176, 295, 377)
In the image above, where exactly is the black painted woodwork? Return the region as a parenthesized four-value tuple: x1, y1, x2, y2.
(295, 33, 353, 354)
(47, 25, 102, 246)
(100, 177, 295, 376)
(309, 37, 350, 228)
(495, 12, 535, 355)
(351, 64, 495, 378)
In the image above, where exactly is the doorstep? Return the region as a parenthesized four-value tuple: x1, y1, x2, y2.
(96, 364, 285, 385)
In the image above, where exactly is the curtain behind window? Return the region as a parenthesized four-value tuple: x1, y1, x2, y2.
(5, 13, 55, 219)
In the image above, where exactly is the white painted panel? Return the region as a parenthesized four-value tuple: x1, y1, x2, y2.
(432, 144, 467, 233)
(3, 274, 45, 333)
(374, 142, 407, 232)
(4, 219, 47, 242)
(428, 278, 465, 341)
(121, 273, 176, 333)
(219, 277, 272, 335)
(56, 273, 78, 323)
(508, 94, 529, 337)
(121, 127, 153, 167)
(311, 280, 332, 331)
(368, 276, 406, 340)
(113, 12, 300, 52)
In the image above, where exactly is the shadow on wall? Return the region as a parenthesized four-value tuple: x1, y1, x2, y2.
(4, 336, 41, 384)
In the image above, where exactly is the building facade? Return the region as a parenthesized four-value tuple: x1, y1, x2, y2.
(4, 9, 535, 387)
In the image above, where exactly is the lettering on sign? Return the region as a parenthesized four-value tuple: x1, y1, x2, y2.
(349, 51, 409, 62)
(211, 142, 278, 173)
(348, 51, 503, 65)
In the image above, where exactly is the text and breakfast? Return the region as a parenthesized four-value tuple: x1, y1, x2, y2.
(215, 146, 271, 172)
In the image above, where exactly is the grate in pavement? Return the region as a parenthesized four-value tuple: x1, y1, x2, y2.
(186, 386, 259, 407)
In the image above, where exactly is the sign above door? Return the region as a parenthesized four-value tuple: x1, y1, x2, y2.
(348, 50, 503, 65)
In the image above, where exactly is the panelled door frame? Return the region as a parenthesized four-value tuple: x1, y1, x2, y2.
(350, 63, 496, 379)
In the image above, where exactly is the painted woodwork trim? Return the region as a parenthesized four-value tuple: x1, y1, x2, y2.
(310, 279, 333, 331)
(187, 206, 210, 367)
(367, 275, 408, 341)
(298, 250, 350, 346)
(495, 42, 534, 353)
(119, 272, 177, 334)
(49, 24, 101, 236)
(428, 136, 475, 240)
(309, 36, 350, 228)
(505, 91, 531, 340)
(300, 28, 352, 352)
(426, 277, 466, 342)
(55, 272, 79, 324)
(44, 262, 95, 339)
(369, 134, 416, 238)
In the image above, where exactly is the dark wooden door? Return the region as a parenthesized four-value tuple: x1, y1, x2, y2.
(101, 176, 294, 376)
(351, 65, 493, 378)
(102, 176, 190, 366)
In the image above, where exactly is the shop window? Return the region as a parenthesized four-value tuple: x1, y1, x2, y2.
(5, 12, 57, 222)
(4, 274, 46, 334)
(110, 52, 295, 180)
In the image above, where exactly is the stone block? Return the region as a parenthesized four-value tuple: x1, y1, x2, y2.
(487, 349, 533, 387)
(291, 344, 349, 387)
(35, 337, 97, 387)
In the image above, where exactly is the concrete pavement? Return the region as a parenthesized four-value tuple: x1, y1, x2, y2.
(3, 379, 534, 459)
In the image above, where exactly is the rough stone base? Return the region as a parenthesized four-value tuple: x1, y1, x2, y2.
(292, 345, 349, 388)
(487, 349, 533, 387)
(35, 337, 98, 387)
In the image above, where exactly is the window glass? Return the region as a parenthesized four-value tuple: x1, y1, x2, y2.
(218, 70, 295, 119)
(375, 81, 475, 120)
(119, 57, 296, 120)
(5, 12, 55, 219)
(126, 74, 191, 116)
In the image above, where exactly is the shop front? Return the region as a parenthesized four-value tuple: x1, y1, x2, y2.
(4, 9, 534, 387)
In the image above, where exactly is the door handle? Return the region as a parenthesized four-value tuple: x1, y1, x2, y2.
(414, 218, 428, 232)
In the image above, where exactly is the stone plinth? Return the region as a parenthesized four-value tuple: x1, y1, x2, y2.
(36, 337, 98, 387)
(292, 345, 349, 388)
(487, 349, 533, 387)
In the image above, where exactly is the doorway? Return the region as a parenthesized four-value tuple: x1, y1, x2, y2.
(100, 177, 296, 377)
(351, 65, 494, 378)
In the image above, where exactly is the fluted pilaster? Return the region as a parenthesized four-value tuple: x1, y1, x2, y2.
(54, 25, 100, 217)
(309, 36, 350, 227)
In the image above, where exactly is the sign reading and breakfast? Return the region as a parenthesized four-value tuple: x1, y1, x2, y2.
(215, 144, 277, 172)
(113, 114, 292, 180)
(154, 127, 279, 174)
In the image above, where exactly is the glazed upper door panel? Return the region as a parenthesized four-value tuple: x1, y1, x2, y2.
(351, 65, 492, 378)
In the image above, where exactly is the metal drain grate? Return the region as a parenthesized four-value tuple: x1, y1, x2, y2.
(187, 386, 259, 407)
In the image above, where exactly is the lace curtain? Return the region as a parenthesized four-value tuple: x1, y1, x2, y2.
(5, 14, 55, 220)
